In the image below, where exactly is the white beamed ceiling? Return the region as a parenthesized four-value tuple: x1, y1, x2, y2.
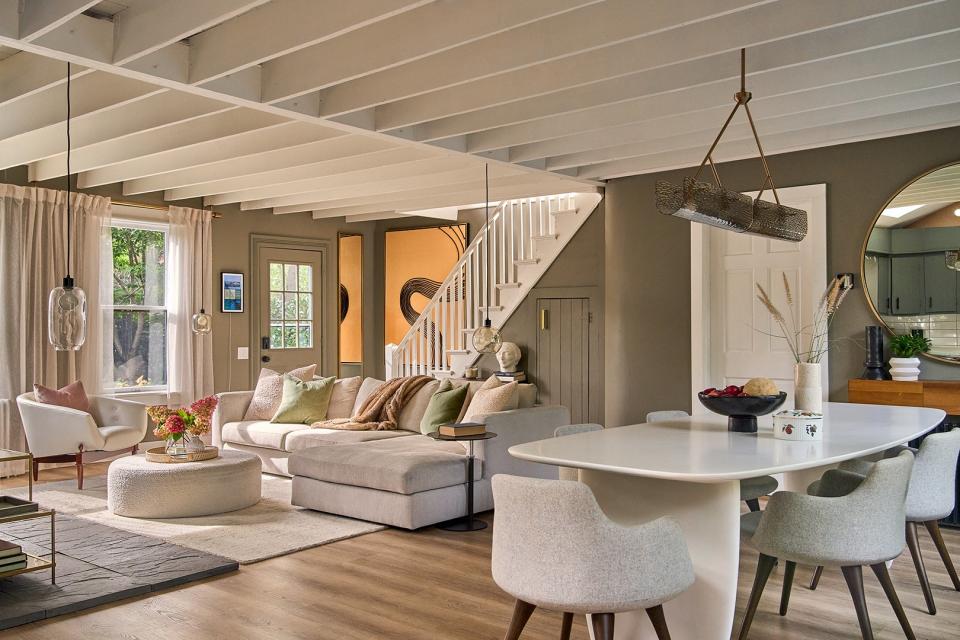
(1, 0, 958, 219)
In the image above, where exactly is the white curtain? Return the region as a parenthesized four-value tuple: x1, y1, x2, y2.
(167, 206, 214, 404)
(0, 184, 111, 475)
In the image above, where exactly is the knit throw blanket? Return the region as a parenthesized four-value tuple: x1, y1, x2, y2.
(310, 375, 434, 431)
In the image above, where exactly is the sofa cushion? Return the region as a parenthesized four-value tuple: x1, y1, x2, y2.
(420, 380, 468, 435)
(284, 428, 413, 452)
(397, 379, 440, 432)
(289, 436, 480, 495)
(352, 378, 384, 415)
(244, 364, 317, 420)
(327, 376, 361, 419)
(34, 380, 89, 412)
(271, 375, 336, 424)
(221, 420, 305, 450)
(463, 376, 519, 422)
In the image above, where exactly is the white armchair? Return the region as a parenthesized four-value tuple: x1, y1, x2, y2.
(16, 392, 147, 489)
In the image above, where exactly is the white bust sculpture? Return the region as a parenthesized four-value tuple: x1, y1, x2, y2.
(496, 342, 522, 372)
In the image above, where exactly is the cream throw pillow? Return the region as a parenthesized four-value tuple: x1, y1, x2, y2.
(326, 376, 362, 419)
(243, 364, 317, 420)
(462, 375, 519, 423)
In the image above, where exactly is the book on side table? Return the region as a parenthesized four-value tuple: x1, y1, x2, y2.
(438, 422, 486, 437)
(0, 540, 27, 572)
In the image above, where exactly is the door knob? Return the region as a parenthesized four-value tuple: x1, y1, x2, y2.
(261, 355, 271, 363)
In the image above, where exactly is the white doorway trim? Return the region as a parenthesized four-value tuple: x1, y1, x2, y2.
(690, 184, 828, 410)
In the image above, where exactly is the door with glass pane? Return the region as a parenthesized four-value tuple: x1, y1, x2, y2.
(257, 247, 324, 375)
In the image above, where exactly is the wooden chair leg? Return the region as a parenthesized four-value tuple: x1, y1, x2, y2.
(780, 561, 796, 616)
(841, 565, 874, 640)
(504, 599, 536, 640)
(590, 613, 614, 640)
(809, 565, 824, 590)
(906, 521, 936, 615)
(75, 453, 84, 490)
(745, 498, 761, 512)
(870, 562, 916, 640)
(925, 519, 960, 591)
(32, 458, 39, 482)
(645, 605, 671, 640)
(559, 612, 573, 640)
(737, 553, 777, 640)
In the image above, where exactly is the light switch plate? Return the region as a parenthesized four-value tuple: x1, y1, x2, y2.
(237, 347, 249, 360)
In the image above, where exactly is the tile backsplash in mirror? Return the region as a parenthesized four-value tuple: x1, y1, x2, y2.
(882, 314, 960, 358)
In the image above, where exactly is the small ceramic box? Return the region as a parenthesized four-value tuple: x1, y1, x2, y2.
(773, 410, 823, 441)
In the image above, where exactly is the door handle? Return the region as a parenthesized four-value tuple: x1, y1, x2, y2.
(261, 336, 270, 350)
(540, 309, 548, 330)
(896, 297, 900, 310)
(929, 297, 933, 309)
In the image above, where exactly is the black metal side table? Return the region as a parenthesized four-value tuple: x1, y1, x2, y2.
(428, 431, 497, 531)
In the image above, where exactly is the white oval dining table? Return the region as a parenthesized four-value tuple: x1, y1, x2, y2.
(508, 402, 945, 640)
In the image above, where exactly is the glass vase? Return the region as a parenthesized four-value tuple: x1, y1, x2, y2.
(165, 436, 188, 459)
(185, 433, 206, 455)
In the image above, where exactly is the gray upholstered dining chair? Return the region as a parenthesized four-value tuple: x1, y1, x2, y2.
(738, 451, 917, 640)
(554, 424, 603, 480)
(807, 428, 960, 615)
(646, 410, 778, 511)
(491, 474, 695, 640)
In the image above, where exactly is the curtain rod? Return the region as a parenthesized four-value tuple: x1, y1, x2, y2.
(111, 198, 223, 218)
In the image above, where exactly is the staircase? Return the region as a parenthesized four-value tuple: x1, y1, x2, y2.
(387, 191, 603, 378)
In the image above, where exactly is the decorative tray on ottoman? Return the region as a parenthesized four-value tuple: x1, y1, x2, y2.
(145, 446, 220, 463)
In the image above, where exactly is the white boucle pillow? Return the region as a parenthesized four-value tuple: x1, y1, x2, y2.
(243, 364, 317, 421)
(462, 376, 519, 423)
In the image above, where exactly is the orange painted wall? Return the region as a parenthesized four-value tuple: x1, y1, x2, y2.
(338, 235, 363, 363)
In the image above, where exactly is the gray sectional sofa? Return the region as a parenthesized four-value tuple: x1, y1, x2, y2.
(212, 377, 568, 529)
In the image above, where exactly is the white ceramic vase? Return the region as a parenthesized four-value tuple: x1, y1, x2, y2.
(889, 357, 921, 382)
(794, 362, 823, 413)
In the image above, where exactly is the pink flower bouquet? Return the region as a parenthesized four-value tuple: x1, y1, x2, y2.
(149, 395, 218, 441)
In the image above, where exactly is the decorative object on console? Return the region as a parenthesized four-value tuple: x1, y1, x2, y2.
(463, 366, 480, 380)
(757, 274, 852, 411)
(191, 211, 212, 334)
(496, 342, 522, 372)
(889, 333, 932, 381)
(473, 164, 503, 355)
(698, 385, 787, 433)
(773, 410, 823, 441)
(243, 364, 317, 420)
(48, 61, 87, 351)
(148, 396, 218, 459)
(145, 445, 219, 463)
(655, 49, 808, 242)
(221, 272, 244, 312)
(863, 325, 889, 380)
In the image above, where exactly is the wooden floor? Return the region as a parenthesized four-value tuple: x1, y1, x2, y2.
(1, 464, 959, 639)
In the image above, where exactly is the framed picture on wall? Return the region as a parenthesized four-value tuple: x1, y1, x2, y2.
(221, 272, 244, 313)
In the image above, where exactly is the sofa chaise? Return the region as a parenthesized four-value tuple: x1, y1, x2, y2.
(212, 377, 569, 529)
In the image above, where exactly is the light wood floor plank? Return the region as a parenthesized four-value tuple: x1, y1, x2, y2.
(1, 465, 958, 639)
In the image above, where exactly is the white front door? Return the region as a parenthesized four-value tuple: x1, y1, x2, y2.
(692, 184, 827, 410)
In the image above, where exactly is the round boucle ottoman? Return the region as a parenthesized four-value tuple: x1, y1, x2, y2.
(107, 450, 261, 518)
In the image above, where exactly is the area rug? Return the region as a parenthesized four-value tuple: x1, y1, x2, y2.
(0, 513, 237, 629)
(9, 474, 384, 564)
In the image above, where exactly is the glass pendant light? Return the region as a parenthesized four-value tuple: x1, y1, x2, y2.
(191, 210, 212, 334)
(473, 164, 502, 354)
(48, 62, 87, 352)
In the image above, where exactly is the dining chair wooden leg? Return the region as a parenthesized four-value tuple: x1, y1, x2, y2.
(906, 521, 936, 614)
(559, 612, 573, 640)
(738, 553, 777, 640)
(841, 565, 874, 640)
(645, 605, 672, 640)
(590, 613, 614, 640)
(925, 519, 960, 591)
(780, 561, 797, 616)
(504, 599, 536, 640)
(745, 498, 761, 512)
(870, 562, 916, 640)
(809, 565, 824, 590)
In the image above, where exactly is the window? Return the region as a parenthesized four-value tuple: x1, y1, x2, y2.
(269, 262, 313, 349)
(103, 222, 168, 391)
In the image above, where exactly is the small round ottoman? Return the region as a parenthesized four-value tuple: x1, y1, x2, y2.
(107, 450, 262, 518)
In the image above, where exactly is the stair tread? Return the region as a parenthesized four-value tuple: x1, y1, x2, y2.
(550, 208, 578, 216)
(533, 234, 558, 240)
(446, 349, 470, 355)
(515, 258, 540, 265)
(496, 282, 522, 289)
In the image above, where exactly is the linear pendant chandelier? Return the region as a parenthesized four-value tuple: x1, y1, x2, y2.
(656, 49, 807, 242)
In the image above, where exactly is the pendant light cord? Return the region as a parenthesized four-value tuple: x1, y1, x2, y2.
(484, 163, 490, 326)
(200, 210, 206, 314)
(65, 62, 72, 281)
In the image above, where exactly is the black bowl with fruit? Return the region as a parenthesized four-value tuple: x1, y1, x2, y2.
(698, 382, 787, 433)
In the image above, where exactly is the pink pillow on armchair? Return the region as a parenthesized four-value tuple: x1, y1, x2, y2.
(33, 381, 90, 412)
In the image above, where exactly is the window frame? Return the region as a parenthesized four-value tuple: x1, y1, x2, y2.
(103, 217, 170, 394)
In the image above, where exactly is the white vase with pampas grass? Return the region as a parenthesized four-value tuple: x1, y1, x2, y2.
(756, 275, 852, 413)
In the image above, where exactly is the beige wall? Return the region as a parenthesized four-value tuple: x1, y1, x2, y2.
(604, 126, 960, 426)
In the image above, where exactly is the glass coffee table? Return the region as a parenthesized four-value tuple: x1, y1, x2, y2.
(427, 431, 497, 531)
(0, 449, 55, 584)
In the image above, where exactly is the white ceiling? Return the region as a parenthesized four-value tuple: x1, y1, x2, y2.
(1, 0, 958, 221)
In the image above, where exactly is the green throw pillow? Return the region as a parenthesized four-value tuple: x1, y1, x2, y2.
(420, 379, 469, 435)
(271, 375, 336, 424)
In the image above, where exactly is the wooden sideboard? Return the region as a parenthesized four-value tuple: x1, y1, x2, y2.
(848, 379, 960, 415)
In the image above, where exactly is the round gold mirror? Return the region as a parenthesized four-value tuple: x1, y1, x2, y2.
(861, 161, 960, 364)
